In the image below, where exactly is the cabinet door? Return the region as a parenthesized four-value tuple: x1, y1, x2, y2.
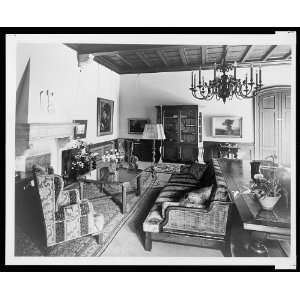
(163, 107, 180, 142)
(163, 141, 180, 162)
(181, 145, 198, 163)
(180, 109, 198, 144)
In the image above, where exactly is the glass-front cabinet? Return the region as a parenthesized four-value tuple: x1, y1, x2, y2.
(157, 105, 201, 163)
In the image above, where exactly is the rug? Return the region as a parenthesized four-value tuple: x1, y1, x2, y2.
(15, 171, 155, 257)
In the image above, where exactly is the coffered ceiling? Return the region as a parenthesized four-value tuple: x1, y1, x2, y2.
(66, 43, 292, 74)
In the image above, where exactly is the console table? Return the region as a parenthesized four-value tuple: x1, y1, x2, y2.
(218, 159, 290, 257)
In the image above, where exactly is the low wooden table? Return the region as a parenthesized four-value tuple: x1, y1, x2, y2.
(218, 159, 290, 257)
(78, 166, 145, 214)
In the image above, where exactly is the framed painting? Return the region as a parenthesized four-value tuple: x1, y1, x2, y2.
(73, 120, 87, 139)
(212, 116, 242, 138)
(97, 98, 114, 136)
(128, 118, 150, 134)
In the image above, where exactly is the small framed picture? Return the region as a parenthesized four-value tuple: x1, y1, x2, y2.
(73, 120, 87, 139)
(128, 118, 150, 134)
(212, 116, 242, 138)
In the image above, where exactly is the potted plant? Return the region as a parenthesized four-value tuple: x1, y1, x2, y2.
(251, 173, 286, 211)
(70, 140, 98, 179)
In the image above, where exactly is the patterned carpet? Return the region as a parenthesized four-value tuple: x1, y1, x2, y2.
(15, 172, 155, 257)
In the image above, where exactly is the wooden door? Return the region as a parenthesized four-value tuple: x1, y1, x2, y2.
(280, 90, 291, 166)
(255, 86, 291, 166)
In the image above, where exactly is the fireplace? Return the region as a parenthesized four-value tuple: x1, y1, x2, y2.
(15, 123, 76, 178)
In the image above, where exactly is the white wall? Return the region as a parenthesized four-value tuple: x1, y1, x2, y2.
(119, 64, 292, 143)
(16, 43, 120, 143)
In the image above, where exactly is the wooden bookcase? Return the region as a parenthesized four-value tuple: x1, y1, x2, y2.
(156, 105, 201, 163)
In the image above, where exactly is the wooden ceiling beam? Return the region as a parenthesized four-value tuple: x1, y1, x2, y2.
(178, 48, 188, 65)
(115, 54, 133, 68)
(222, 45, 229, 62)
(262, 45, 277, 61)
(282, 50, 291, 60)
(136, 52, 152, 68)
(240, 45, 253, 63)
(156, 50, 168, 66)
(118, 59, 291, 74)
(201, 46, 206, 66)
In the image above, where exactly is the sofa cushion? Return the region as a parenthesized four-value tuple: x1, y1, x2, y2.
(180, 162, 207, 180)
(180, 185, 213, 206)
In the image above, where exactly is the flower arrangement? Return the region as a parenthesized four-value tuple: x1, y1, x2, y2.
(101, 149, 124, 163)
(70, 140, 98, 177)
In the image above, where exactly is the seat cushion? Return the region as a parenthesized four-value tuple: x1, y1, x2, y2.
(180, 185, 213, 206)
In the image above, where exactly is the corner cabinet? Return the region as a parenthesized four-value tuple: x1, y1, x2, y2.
(156, 105, 201, 163)
(254, 86, 291, 167)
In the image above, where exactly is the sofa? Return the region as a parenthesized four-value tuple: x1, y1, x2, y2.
(142, 159, 233, 256)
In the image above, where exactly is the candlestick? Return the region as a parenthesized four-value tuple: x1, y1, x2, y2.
(214, 63, 216, 80)
(193, 72, 196, 88)
(202, 76, 204, 85)
(250, 64, 253, 82)
(191, 71, 193, 88)
(199, 67, 201, 86)
(259, 65, 262, 85)
(256, 71, 258, 86)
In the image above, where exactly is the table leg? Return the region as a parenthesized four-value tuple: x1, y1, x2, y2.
(79, 181, 84, 199)
(136, 175, 141, 196)
(122, 183, 127, 214)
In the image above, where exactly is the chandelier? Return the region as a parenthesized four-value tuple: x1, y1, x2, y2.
(190, 60, 263, 104)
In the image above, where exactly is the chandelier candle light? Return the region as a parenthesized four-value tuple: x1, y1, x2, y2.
(190, 60, 263, 103)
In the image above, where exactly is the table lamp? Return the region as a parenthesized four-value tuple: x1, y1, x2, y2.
(142, 124, 166, 165)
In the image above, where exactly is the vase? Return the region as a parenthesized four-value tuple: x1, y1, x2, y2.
(109, 161, 117, 173)
(258, 195, 281, 210)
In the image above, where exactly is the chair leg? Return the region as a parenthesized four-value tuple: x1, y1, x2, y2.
(222, 240, 232, 257)
(94, 233, 103, 244)
(144, 232, 152, 251)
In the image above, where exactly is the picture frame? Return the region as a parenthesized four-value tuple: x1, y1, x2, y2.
(73, 120, 87, 139)
(97, 98, 114, 136)
(128, 118, 150, 134)
(212, 116, 242, 138)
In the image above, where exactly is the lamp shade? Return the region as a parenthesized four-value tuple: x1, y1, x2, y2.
(142, 124, 166, 140)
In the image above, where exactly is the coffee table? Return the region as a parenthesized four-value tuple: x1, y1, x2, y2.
(78, 166, 146, 214)
(218, 159, 291, 257)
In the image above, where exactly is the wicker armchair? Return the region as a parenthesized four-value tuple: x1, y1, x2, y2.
(142, 159, 233, 256)
(32, 166, 104, 248)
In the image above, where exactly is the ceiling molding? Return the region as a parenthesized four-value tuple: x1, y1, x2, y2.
(94, 56, 120, 73)
(115, 54, 133, 68)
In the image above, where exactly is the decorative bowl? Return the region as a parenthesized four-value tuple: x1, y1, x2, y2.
(258, 195, 281, 210)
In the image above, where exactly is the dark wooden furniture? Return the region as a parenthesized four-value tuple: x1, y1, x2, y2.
(157, 105, 201, 163)
(218, 159, 290, 256)
(254, 86, 291, 166)
(78, 165, 145, 214)
(217, 143, 239, 159)
(124, 139, 160, 162)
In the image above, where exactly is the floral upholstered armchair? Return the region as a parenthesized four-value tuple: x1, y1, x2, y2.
(32, 166, 104, 248)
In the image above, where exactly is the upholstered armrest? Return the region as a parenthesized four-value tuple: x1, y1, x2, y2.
(161, 201, 230, 236)
(161, 201, 207, 217)
(55, 200, 94, 221)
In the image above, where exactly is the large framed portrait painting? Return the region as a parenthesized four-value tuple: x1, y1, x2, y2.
(97, 98, 114, 136)
(212, 116, 242, 138)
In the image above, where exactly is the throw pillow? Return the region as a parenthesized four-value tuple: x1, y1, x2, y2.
(180, 185, 213, 206)
(188, 163, 207, 180)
